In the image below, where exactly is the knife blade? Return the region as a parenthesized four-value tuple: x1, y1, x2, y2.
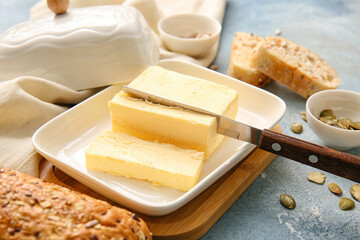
(121, 85, 360, 183)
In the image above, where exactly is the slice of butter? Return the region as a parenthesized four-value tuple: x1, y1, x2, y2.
(109, 66, 239, 158)
(85, 131, 204, 191)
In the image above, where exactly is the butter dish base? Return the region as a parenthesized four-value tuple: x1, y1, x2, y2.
(32, 59, 286, 216)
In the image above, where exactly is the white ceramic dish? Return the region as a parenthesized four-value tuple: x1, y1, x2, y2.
(32, 60, 286, 216)
(158, 13, 221, 57)
(0, 5, 159, 90)
(306, 89, 360, 150)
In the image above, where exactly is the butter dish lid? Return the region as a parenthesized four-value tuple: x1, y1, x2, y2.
(0, 5, 159, 90)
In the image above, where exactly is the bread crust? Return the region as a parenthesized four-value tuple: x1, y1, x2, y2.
(0, 167, 152, 240)
(227, 32, 271, 88)
(252, 36, 341, 98)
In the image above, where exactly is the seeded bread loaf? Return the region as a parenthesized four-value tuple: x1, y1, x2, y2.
(252, 36, 341, 98)
(227, 32, 271, 87)
(0, 167, 152, 240)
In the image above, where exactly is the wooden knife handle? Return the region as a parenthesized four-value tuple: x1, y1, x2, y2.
(259, 129, 360, 183)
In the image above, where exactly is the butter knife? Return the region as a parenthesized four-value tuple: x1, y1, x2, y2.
(122, 85, 360, 183)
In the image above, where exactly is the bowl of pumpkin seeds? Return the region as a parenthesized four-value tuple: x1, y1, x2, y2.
(306, 89, 360, 150)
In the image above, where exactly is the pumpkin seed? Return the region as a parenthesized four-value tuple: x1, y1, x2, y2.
(319, 109, 334, 118)
(339, 197, 355, 210)
(318, 109, 359, 130)
(328, 183, 342, 195)
(349, 121, 360, 130)
(350, 184, 360, 202)
(307, 172, 325, 184)
(300, 111, 307, 122)
(338, 118, 350, 129)
(280, 194, 296, 209)
(330, 122, 348, 129)
(319, 116, 336, 125)
(291, 122, 303, 134)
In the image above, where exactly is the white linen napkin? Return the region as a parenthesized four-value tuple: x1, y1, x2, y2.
(0, 0, 226, 177)
(0, 77, 97, 176)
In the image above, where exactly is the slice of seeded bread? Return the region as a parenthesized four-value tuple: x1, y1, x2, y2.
(0, 167, 152, 240)
(252, 36, 341, 98)
(227, 32, 271, 88)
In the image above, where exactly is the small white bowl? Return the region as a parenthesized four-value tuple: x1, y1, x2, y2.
(158, 13, 221, 58)
(306, 89, 360, 150)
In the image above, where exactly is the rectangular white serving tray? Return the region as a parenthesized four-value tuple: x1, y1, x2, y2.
(32, 59, 286, 216)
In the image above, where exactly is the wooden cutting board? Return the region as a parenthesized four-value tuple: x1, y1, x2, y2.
(40, 124, 281, 240)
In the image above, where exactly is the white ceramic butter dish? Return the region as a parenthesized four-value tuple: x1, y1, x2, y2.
(32, 59, 286, 216)
(0, 5, 159, 90)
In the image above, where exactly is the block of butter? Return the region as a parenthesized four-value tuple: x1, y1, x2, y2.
(0, 5, 159, 90)
(109, 66, 239, 158)
(85, 131, 204, 191)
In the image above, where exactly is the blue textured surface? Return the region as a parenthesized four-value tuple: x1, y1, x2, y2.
(1, 1, 359, 239)
(205, 0, 360, 239)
